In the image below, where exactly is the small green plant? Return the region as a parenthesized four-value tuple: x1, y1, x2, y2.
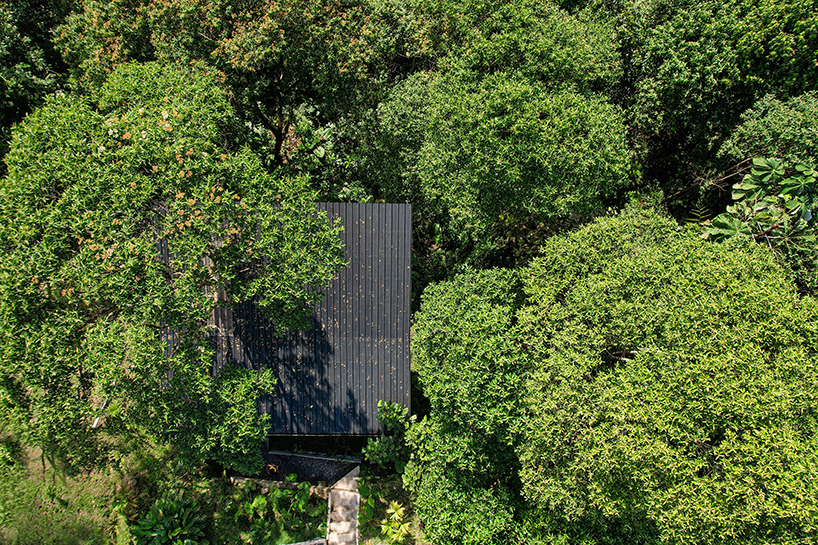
(356, 479, 377, 524)
(130, 491, 209, 545)
(363, 401, 414, 474)
(356, 471, 416, 545)
(212, 475, 326, 544)
(705, 157, 817, 246)
(380, 501, 411, 544)
(705, 156, 818, 292)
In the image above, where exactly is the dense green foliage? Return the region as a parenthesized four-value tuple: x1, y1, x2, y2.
(408, 209, 818, 543)
(706, 157, 816, 244)
(363, 400, 414, 474)
(0, 62, 344, 474)
(0, 0, 69, 161)
(359, 1, 633, 302)
(518, 209, 818, 543)
(417, 76, 630, 265)
(56, 0, 390, 167)
(706, 157, 818, 293)
(593, 0, 818, 212)
(369, 0, 621, 88)
(2, 0, 818, 543)
(131, 491, 209, 545)
(407, 268, 524, 544)
(211, 477, 327, 544)
(721, 92, 818, 166)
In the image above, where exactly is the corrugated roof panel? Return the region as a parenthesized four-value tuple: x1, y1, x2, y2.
(203, 203, 411, 435)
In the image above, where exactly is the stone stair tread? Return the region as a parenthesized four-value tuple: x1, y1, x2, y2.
(332, 466, 360, 491)
(329, 490, 359, 511)
(330, 489, 359, 500)
(327, 533, 356, 545)
(329, 520, 356, 533)
(325, 465, 361, 545)
(330, 510, 357, 522)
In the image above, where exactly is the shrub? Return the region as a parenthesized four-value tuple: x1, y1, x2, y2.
(402, 457, 518, 545)
(379, 501, 411, 544)
(209, 477, 326, 544)
(721, 92, 818, 166)
(131, 491, 209, 545)
(704, 157, 818, 294)
(357, 471, 415, 541)
(405, 268, 525, 544)
(417, 74, 630, 267)
(363, 400, 414, 474)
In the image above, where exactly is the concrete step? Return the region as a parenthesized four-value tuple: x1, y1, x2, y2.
(327, 532, 356, 545)
(329, 489, 359, 510)
(326, 464, 360, 545)
(332, 466, 360, 491)
(329, 520, 356, 533)
(330, 509, 357, 522)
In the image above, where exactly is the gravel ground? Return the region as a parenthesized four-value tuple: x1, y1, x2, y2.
(259, 451, 358, 485)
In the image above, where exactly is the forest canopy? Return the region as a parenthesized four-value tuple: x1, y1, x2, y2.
(410, 208, 818, 544)
(1, 0, 817, 542)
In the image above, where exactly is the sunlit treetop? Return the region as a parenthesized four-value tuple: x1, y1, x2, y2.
(0, 62, 346, 472)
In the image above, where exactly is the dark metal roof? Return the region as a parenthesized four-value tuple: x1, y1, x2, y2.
(209, 203, 412, 435)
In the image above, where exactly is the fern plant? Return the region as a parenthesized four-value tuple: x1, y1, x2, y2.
(380, 501, 411, 544)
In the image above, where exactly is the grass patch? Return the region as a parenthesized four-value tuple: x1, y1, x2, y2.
(0, 440, 126, 545)
(0, 433, 328, 545)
